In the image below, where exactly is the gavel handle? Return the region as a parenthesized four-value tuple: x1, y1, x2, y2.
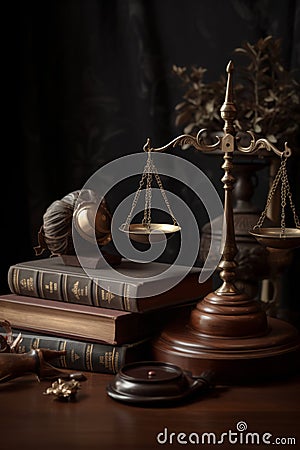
(0, 348, 67, 383)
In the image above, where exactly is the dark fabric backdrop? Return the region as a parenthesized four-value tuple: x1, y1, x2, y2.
(4, 0, 300, 317)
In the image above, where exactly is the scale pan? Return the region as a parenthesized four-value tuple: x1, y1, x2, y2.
(249, 227, 300, 250)
(120, 223, 181, 244)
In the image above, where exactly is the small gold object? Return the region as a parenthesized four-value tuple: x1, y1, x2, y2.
(44, 378, 81, 400)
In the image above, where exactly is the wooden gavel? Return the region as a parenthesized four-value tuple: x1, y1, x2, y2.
(0, 320, 85, 384)
(0, 347, 79, 384)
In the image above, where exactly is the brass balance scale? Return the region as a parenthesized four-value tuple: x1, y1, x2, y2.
(119, 144, 181, 244)
(119, 61, 300, 384)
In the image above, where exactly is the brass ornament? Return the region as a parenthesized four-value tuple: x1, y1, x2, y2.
(44, 378, 81, 401)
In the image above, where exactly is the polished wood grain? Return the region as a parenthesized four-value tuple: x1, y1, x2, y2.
(1, 370, 300, 450)
(152, 316, 300, 383)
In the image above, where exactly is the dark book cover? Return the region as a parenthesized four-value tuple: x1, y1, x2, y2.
(12, 329, 152, 374)
(8, 256, 212, 312)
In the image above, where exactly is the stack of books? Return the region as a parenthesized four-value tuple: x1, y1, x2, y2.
(0, 256, 212, 374)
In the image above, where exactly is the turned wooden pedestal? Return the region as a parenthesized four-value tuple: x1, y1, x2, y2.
(151, 291, 300, 385)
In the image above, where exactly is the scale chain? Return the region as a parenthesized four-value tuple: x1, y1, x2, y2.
(123, 161, 150, 228)
(282, 160, 300, 229)
(143, 158, 153, 228)
(123, 148, 179, 229)
(254, 159, 284, 229)
(254, 156, 300, 233)
(281, 161, 287, 233)
(124, 149, 178, 229)
(152, 163, 179, 227)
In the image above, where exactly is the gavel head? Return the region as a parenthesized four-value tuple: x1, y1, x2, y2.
(73, 193, 112, 246)
(34, 189, 112, 257)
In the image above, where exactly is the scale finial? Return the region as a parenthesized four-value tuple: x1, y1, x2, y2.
(220, 60, 236, 135)
(225, 60, 234, 103)
(143, 137, 152, 152)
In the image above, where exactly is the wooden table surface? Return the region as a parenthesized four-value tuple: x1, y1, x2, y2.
(1, 370, 300, 450)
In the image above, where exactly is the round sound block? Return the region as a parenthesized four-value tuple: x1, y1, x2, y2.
(106, 361, 213, 406)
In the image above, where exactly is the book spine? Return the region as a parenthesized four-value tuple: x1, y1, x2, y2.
(8, 266, 139, 312)
(8, 266, 40, 298)
(17, 334, 128, 374)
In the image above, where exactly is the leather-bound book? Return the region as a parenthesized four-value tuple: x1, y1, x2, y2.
(0, 294, 196, 345)
(12, 329, 152, 374)
(8, 256, 212, 313)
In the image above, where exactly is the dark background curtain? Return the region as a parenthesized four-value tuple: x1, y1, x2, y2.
(4, 0, 300, 316)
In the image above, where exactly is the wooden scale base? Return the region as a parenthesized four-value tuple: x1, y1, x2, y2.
(151, 290, 300, 385)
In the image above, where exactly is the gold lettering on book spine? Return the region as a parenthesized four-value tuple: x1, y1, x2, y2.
(71, 281, 89, 300)
(105, 351, 113, 372)
(101, 287, 115, 304)
(70, 349, 80, 363)
(99, 351, 118, 372)
(43, 280, 58, 294)
(20, 276, 35, 292)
